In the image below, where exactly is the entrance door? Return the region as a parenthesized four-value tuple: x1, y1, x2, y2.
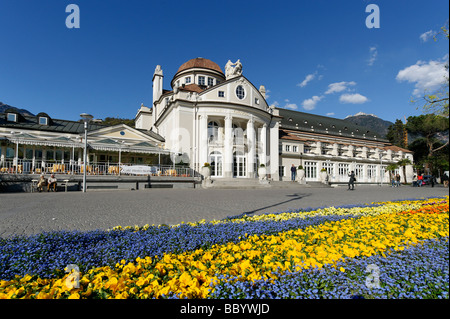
(304, 161, 317, 181)
(209, 151, 222, 177)
(233, 151, 246, 177)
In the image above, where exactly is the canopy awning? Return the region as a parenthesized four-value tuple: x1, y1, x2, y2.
(6, 134, 170, 155)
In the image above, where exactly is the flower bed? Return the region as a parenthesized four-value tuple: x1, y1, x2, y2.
(0, 196, 448, 299)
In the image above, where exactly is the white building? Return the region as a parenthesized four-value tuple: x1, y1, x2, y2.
(135, 57, 414, 184)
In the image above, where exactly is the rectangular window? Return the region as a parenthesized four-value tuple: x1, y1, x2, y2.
(293, 146, 298, 153)
(35, 150, 42, 160)
(185, 77, 191, 84)
(208, 77, 214, 86)
(322, 161, 334, 176)
(338, 163, 349, 178)
(198, 76, 205, 86)
(255, 98, 260, 105)
(39, 117, 48, 125)
(279, 166, 285, 177)
(55, 150, 63, 161)
(304, 145, 311, 154)
(64, 150, 71, 161)
(25, 149, 33, 160)
(46, 150, 55, 161)
(6, 147, 14, 158)
(355, 164, 364, 179)
(305, 161, 317, 179)
(218, 91, 225, 97)
(367, 165, 377, 179)
(285, 145, 290, 152)
(7, 113, 17, 122)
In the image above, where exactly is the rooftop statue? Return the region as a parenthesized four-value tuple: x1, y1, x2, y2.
(225, 59, 243, 80)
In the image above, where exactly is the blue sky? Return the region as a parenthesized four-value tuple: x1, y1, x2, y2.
(0, 0, 448, 123)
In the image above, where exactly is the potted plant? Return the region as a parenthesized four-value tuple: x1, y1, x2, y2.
(297, 165, 305, 182)
(320, 168, 328, 183)
(201, 162, 211, 179)
(258, 163, 266, 180)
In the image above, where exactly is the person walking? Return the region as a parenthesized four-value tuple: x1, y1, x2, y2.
(348, 170, 356, 190)
(395, 173, 401, 187)
(290, 164, 297, 182)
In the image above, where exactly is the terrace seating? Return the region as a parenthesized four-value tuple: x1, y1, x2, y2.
(108, 166, 120, 175)
(51, 164, 65, 173)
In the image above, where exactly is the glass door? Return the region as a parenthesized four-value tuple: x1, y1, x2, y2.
(233, 152, 246, 177)
(209, 151, 223, 177)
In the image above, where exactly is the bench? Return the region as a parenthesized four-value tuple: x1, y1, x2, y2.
(60, 179, 70, 192)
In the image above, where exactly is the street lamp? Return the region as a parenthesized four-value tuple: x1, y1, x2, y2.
(80, 113, 93, 193)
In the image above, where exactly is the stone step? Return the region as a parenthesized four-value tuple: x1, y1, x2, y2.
(202, 178, 332, 189)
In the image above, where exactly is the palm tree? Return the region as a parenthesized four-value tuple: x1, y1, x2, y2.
(386, 163, 399, 183)
(397, 158, 412, 184)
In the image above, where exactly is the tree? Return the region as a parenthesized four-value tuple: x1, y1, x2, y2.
(406, 114, 449, 158)
(385, 163, 399, 182)
(409, 137, 449, 176)
(386, 119, 407, 148)
(102, 117, 135, 127)
(397, 158, 411, 184)
(421, 23, 449, 118)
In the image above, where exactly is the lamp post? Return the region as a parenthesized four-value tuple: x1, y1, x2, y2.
(80, 113, 93, 193)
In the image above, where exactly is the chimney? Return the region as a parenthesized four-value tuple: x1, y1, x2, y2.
(152, 65, 164, 104)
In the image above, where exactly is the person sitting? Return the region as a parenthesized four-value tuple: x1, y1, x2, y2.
(442, 173, 449, 188)
(412, 175, 419, 187)
(47, 174, 57, 192)
(37, 174, 47, 192)
(417, 174, 423, 187)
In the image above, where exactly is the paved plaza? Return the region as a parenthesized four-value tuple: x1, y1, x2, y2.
(0, 185, 448, 237)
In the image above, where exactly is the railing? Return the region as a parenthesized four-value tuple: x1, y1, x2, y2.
(0, 159, 200, 177)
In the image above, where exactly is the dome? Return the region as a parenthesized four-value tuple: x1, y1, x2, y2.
(176, 57, 223, 75)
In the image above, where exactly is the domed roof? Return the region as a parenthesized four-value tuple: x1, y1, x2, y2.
(176, 57, 223, 74)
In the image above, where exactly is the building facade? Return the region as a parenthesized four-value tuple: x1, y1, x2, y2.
(135, 57, 414, 183)
(0, 109, 170, 175)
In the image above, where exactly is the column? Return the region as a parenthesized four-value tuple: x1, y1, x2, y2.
(247, 118, 255, 178)
(259, 123, 267, 168)
(223, 114, 233, 178)
(269, 121, 280, 181)
(199, 114, 208, 168)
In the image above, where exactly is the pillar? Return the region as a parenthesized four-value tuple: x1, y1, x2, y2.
(247, 118, 255, 178)
(223, 114, 233, 178)
(199, 114, 208, 167)
(269, 121, 280, 181)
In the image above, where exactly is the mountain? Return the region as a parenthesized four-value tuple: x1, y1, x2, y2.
(343, 112, 393, 138)
(0, 102, 35, 116)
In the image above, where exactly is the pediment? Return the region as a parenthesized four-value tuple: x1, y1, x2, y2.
(88, 124, 161, 145)
(198, 76, 269, 111)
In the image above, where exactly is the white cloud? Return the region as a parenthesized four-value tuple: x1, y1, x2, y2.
(326, 112, 335, 116)
(368, 46, 378, 66)
(419, 30, 436, 42)
(325, 81, 356, 94)
(396, 57, 449, 96)
(284, 103, 298, 110)
(297, 72, 316, 88)
(339, 93, 369, 104)
(301, 95, 324, 110)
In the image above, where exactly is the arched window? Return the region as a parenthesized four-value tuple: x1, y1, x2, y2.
(208, 121, 219, 142)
